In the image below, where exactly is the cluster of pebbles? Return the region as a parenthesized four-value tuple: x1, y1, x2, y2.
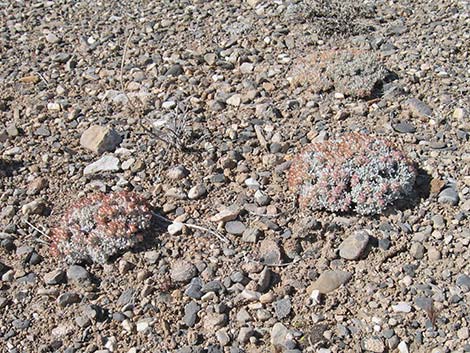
(1, 0, 469, 353)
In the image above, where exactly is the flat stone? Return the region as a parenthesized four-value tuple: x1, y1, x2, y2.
(185, 278, 203, 299)
(45, 32, 61, 43)
(184, 301, 200, 327)
(225, 221, 246, 235)
(21, 199, 47, 215)
(226, 94, 241, 107)
(12, 319, 30, 330)
(210, 208, 239, 222)
(66, 265, 90, 285)
(271, 322, 289, 349)
(273, 297, 291, 319)
(83, 155, 120, 175)
(80, 125, 122, 154)
(364, 337, 385, 353)
(203, 313, 227, 331)
(393, 121, 416, 134)
(57, 292, 81, 307)
(405, 98, 432, 119)
(413, 296, 433, 310)
(391, 302, 412, 313)
(308, 270, 352, 294)
(170, 260, 197, 283)
(410, 242, 425, 259)
(216, 329, 231, 346)
(165, 64, 183, 76)
(438, 188, 459, 206)
(259, 238, 282, 265)
(456, 274, 470, 291)
(117, 288, 135, 306)
(237, 327, 254, 344)
(167, 165, 189, 180)
(44, 269, 66, 285)
(168, 222, 183, 235)
(188, 184, 206, 200)
(338, 230, 370, 260)
(236, 308, 251, 323)
(241, 228, 260, 243)
(202, 280, 224, 294)
(162, 100, 176, 109)
(136, 318, 153, 332)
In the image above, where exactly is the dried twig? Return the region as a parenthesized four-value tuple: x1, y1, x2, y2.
(23, 219, 51, 241)
(244, 254, 302, 267)
(152, 212, 230, 244)
(425, 301, 440, 329)
(120, 29, 134, 93)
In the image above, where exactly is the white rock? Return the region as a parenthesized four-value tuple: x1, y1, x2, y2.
(83, 156, 120, 175)
(47, 102, 61, 111)
(398, 341, 409, 353)
(122, 319, 133, 332)
(392, 302, 412, 313)
(162, 100, 176, 109)
(136, 319, 153, 332)
(310, 289, 321, 306)
(188, 184, 207, 200)
(168, 222, 183, 235)
(226, 94, 241, 107)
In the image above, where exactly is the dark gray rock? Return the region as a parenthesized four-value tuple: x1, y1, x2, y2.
(273, 297, 292, 319)
(117, 288, 135, 306)
(183, 301, 200, 327)
(393, 121, 416, 134)
(185, 278, 203, 299)
(44, 269, 66, 285)
(202, 280, 224, 294)
(12, 319, 30, 330)
(456, 274, 470, 291)
(166, 64, 184, 76)
(66, 265, 90, 285)
(57, 292, 81, 307)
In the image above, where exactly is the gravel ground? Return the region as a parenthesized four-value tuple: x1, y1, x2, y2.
(1, 1, 469, 352)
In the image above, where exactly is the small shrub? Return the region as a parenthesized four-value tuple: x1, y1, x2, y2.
(288, 49, 385, 98)
(51, 191, 152, 264)
(288, 133, 416, 215)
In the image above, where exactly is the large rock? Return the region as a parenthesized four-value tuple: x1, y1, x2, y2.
(170, 260, 197, 283)
(80, 125, 122, 154)
(338, 230, 370, 260)
(83, 155, 120, 175)
(307, 270, 352, 294)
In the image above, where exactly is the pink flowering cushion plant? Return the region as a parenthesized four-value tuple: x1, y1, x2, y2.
(288, 133, 416, 215)
(51, 191, 152, 264)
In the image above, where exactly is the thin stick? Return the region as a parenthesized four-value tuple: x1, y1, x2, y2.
(35, 72, 49, 87)
(120, 29, 135, 93)
(152, 212, 230, 244)
(244, 254, 302, 267)
(23, 219, 51, 241)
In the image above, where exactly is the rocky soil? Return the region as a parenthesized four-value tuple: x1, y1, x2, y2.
(1, 0, 469, 352)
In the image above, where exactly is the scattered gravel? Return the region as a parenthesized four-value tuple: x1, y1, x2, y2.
(1, 0, 469, 352)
